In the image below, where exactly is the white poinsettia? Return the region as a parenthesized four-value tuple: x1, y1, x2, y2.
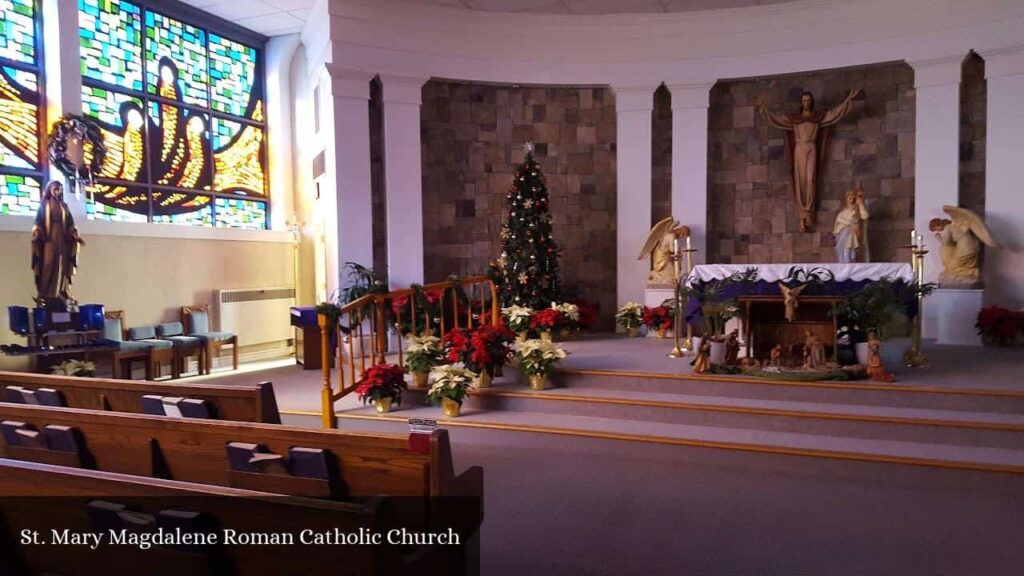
(502, 305, 535, 332)
(615, 302, 644, 328)
(427, 363, 476, 403)
(406, 333, 440, 354)
(552, 302, 580, 322)
(515, 338, 567, 376)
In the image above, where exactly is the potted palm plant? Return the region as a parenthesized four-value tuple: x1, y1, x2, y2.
(354, 363, 408, 414)
(514, 338, 567, 390)
(427, 363, 476, 417)
(830, 278, 932, 369)
(405, 332, 441, 387)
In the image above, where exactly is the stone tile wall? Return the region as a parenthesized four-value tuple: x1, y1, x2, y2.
(706, 62, 916, 264)
(959, 53, 986, 216)
(420, 81, 618, 326)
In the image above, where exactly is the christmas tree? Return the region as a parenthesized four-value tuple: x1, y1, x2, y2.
(489, 145, 562, 309)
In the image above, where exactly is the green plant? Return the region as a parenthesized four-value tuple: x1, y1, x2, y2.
(829, 278, 933, 342)
(338, 262, 387, 305)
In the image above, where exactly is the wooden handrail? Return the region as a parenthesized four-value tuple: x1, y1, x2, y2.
(319, 275, 500, 428)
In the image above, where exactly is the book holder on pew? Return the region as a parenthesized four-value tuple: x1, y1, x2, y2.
(1, 420, 84, 468)
(225, 442, 333, 498)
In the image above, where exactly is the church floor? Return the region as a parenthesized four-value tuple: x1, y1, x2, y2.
(189, 336, 1023, 574)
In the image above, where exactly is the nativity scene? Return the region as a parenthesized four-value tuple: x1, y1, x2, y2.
(0, 1, 1021, 575)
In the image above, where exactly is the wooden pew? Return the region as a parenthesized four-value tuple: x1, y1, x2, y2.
(0, 371, 281, 424)
(0, 403, 483, 551)
(0, 458, 437, 575)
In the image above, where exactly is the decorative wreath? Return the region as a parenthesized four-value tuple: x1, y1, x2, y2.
(47, 114, 106, 181)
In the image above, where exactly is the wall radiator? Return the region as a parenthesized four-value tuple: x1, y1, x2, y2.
(216, 287, 296, 346)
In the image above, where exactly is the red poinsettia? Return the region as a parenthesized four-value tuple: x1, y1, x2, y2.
(572, 299, 597, 330)
(642, 305, 674, 331)
(530, 308, 565, 330)
(442, 328, 472, 363)
(355, 363, 408, 405)
(442, 325, 513, 375)
(976, 306, 1024, 346)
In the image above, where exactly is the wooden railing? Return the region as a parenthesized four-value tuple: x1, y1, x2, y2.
(318, 275, 499, 428)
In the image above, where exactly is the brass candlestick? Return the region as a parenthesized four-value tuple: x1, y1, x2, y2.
(669, 240, 698, 358)
(668, 236, 686, 358)
(903, 242, 928, 367)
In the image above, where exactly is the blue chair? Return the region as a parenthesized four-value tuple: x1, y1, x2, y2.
(104, 310, 153, 380)
(157, 322, 207, 376)
(128, 325, 177, 380)
(182, 305, 238, 373)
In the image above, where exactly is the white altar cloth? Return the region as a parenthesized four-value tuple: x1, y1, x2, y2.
(686, 263, 914, 285)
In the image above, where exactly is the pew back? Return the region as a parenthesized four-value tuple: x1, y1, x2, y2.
(0, 403, 481, 502)
(0, 371, 281, 423)
(0, 458, 386, 575)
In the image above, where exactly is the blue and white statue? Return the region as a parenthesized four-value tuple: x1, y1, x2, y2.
(832, 185, 870, 263)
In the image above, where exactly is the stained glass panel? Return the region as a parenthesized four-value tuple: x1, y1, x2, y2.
(79, 0, 144, 91)
(209, 33, 256, 118)
(145, 10, 207, 107)
(0, 66, 39, 170)
(88, 183, 148, 222)
(214, 196, 265, 230)
(81, 86, 147, 183)
(148, 102, 211, 191)
(0, 172, 40, 215)
(152, 189, 212, 226)
(0, 0, 35, 65)
(213, 116, 265, 196)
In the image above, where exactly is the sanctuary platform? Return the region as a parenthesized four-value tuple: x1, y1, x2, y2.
(192, 334, 1024, 475)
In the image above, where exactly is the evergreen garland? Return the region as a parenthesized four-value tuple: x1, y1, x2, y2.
(489, 148, 562, 309)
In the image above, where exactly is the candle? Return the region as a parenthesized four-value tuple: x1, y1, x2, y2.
(917, 233, 924, 248)
(911, 229, 917, 248)
(685, 236, 691, 251)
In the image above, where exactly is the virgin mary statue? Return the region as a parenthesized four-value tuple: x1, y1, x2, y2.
(31, 181, 85, 305)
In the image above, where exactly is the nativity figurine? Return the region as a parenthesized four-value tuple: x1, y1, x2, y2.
(864, 332, 895, 382)
(769, 343, 783, 367)
(778, 283, 807, 323)
(31, 181, 85, 306)
(638, 217, 690, 285)
(833, 184, 870, 263)
(724, 329, 740, 366)
(691, 338, 712, 373)
(930, 206, 1000, 287)
(758, 88, 861, 232)
(803, 331, 826, 370)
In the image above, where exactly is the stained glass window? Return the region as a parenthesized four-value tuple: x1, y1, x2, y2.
(77, 0, 267, 229)
(1, 0, 43, 217)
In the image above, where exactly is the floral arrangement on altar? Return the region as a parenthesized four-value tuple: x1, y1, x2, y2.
(642, 305, 674, 337)
(502, 305, 535, 334)
(515, 339, 567, 390)
(615, 302, 644, 335)
(427, 362, 476, 417)
(50, 359, 96, 377)
(354, 363, 408, 413)
(976, 306, 1024, 346)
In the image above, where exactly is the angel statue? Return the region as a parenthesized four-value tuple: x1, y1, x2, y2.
(638, 217, 690, 285)
(778, 283, 806, 322)
(832, 184, 870, 263)
(929, 206, 1000, 287)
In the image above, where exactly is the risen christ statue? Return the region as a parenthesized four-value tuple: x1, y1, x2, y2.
(758, 88, 860, 232)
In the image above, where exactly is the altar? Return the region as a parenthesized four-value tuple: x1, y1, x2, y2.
(684, 263, 915, 364)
